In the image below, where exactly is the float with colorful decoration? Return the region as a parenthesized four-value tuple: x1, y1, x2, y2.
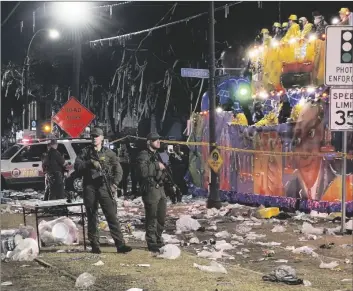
(187, 22, 353, 214)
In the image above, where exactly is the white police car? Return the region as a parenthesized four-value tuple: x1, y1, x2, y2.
(1, 139, 92, 192)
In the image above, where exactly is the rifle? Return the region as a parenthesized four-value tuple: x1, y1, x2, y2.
(92, 150, 115, 202)
(152, 152, 182, 203)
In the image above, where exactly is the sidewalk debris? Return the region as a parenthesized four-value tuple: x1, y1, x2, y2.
(319, 261, 339, 269)
(157, 244, 181, 260)
(193, 261, 227, 274)
(262, 265, 303, 285)
(75, 272, 96, 289)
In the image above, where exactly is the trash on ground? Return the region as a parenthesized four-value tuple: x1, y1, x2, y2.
(92, 260, 104, 266)
(7, 238, 39, 261)
(189, 237, 200, 244)
(275, 259, 288, 263)
(301, 222, 324, 235)
(215, 230, 231, 238)
(75, 272, 96, 289)
(319, 243, 334, 249)
(256, 207, 280, 219)
(291, 246, 318, 258)
(39, 217, 79, 246)
(303, 280, 312, 287)
(175, 215, 201, 233)
(319, 261, 339, 269)
(271, 225, 286, 233)
(157, 244, 181, 260)
(1, 281, 13, 286)
(262, 265, 303, 285)
(193, 261, 227, 274)
(137, 264, 150, 267)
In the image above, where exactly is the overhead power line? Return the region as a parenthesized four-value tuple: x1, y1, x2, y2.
(90, 2, 243, 46)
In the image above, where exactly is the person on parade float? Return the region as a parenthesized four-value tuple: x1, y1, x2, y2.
(281, 15, 300, 43)
(299, 17, 314, 40)
(312, 11, 327, 40)
(338, 7, 351, 25)
(272, 22, 282, 40)
(261, 28, 272, 46)
(281, 22, 289, 35)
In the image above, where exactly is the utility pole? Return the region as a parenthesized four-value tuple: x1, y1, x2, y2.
(24, 56, 30, 130)
(207, 1, 221, 209)
(72, 37, 82, 100)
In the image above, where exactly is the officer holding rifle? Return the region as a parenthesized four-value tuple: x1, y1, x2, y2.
(137, 132, 175, 252)
(74, 127, 132, 254)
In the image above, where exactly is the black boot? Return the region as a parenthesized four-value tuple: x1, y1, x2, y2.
(91, 245, 101, 254)
(116, 244, 132, 253)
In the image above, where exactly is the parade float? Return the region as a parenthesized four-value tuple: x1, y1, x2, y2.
(187, 32, 353, 214)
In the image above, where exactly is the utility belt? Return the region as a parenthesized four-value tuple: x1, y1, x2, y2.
(141, 178, 164, 190)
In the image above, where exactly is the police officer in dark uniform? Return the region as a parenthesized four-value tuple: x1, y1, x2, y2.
(74, 127, 132, 254)
(41, 143, 51, 201)
(46, 139, 66, 200)
(137, 132, 167, 252)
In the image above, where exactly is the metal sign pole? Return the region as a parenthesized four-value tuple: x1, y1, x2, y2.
(342, 15, 353, 233)
(341, 132, 347, 233)
(207, 1, 221, 209)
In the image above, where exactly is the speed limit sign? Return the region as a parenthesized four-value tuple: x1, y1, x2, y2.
(330, 88, 353, 131)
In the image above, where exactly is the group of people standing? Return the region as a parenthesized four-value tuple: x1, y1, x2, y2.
(257, 8, 351, 45)
(41, 128, 188, 254)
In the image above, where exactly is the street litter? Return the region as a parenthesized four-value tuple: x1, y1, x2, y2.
(319, 261, 339, 269)
(301, 222, 324, 235)
(245, 232, 266, 240)
(132, 231, 146, 241)
(262, 265, 303, 285)
(7, 238, 39, 261)
(137, 264, 150, 267)
(189, 237, 200, 244)
(157, 244, 181, 260)
(235, 225, 252, 234)
(162, 233, 180, 244)
(39, 217, 79, 246)
(303, 280, 312, 287)
(175, 215, 201, 233)
(320, 243, 334, 249)
(126, 289, 143, 291)
(255, 241, 281, 246)
(275, 259, 288, 263)
(193, 261, 227, 274)
(214, 240, 234, 251)
(215, 230, 230, 238)
(75, 272, 96, 289)
(197, 250, 223, 260)
(1, 282, 13, 286)
(291, 246, 318, 258)
(271, 225, 286, 233)
(309, 210, 328, 219)
(92, 260, 104, 266)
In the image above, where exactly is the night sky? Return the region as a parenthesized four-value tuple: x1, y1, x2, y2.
(1, 1, 351, 134)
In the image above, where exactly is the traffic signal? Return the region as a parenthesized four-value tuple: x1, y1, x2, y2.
(341, 30, 353, 63)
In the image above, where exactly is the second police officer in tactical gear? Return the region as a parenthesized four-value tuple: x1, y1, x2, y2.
(137, 133, 167, 253)
(74, 127, 132, 254)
